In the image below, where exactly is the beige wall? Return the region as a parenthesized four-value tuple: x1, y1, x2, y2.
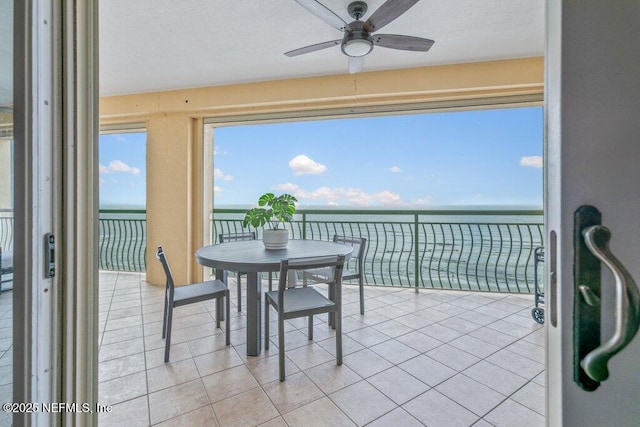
(100, 57, 544, 285)
(142, 114, 207, 286)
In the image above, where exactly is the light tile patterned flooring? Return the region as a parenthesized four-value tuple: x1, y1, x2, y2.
(99, 271, 545, 427)
(0, 290, 11, 427)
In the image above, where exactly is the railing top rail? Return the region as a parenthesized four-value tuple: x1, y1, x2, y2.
(213, 208, 544, 216)
(99, 209, 146, 214)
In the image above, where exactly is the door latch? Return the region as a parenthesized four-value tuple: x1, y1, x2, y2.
(45, 233, 55, 278)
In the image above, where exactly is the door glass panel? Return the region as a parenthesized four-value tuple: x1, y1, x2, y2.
(0, 0, 14, 420)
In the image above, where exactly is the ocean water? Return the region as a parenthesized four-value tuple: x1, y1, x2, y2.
(96, 206, 545, 292)
(212, 206, 545, 293)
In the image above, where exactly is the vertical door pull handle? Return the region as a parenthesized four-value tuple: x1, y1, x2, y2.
(581, 225, 640, 382)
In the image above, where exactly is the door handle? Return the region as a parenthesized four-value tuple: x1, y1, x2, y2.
(580, 225, 640, 383)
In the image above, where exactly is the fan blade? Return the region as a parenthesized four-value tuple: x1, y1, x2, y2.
(364, 0, 419, 33)
(295, 0, 350, 32)
(285, 40, 342, 57)
(373, 34, 434, 52)
(348, 56, 364, 74)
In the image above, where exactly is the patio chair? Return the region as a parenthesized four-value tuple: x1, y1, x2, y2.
(0, 248, 13, 293)
(156, 245, 229, 363)
(304, 236, 367, 315)
(219, 231, 273, 311)
(265, 255, 345, 382)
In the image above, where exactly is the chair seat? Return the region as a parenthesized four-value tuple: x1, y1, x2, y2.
(174, 279, 227, 305)
(266, 286, 335, 314)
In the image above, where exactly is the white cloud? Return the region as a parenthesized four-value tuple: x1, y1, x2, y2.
(520, 156, 543, 168)
(213, 186, 223, 194)
(289, 155, 327, 175)
(373, 191, 403, 206)
(274, 182, 302, 193)
(414, 196, 434, 205)
(389, 166, 403, 173)
(99, 160, 141, 175)
(273, 183, 403, 207)
(214, 168, 233, 181)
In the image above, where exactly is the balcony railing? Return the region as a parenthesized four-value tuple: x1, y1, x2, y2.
(5, 208, 545, 293)
(213, 208, 544, 293)
(0, 209, 13, 252)
(1, 209, 148, 272)
(99, 209, 146, 272)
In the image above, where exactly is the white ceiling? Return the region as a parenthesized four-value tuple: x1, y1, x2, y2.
(99, 0, 545, 97)
(0, 1, 545, 105)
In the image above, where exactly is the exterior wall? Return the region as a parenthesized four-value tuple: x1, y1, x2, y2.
(99, 57, 544, 286)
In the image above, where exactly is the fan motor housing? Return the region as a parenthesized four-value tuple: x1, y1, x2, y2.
(347, 1, 368, 20)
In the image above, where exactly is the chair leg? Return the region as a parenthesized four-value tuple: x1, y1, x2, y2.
(359, 276, 365, 315)
(218, 270, 227, 322)
(162, 295, 169, 339)
(308, 315, 313, 341)
(164, 304, 174, 363)
(237, 274, 242, 312)
(264, 298, 270, 350)
(336, 307, 342, 366)
(279, 317, 285, 382)
(328, 284, 335, 329)
(225, 292, 230, 346)
(268, 272, 273, 292)
(215, 297, 221, 329)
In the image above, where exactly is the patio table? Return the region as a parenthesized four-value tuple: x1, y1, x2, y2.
(196, 239, 353, 356)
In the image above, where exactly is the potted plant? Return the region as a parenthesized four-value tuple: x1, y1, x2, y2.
(242, 193, 298, 249)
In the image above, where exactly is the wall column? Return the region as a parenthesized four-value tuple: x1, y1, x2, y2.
(146, 113, 204, 285)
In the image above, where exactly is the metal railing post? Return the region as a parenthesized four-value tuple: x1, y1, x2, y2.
(302, 212, 307, 240)
(414, 213, 420, 293)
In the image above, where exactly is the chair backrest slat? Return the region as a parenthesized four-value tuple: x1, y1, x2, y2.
(333, 235, 367, 260)
(277, 255, 346, 304)
(156, 246, 175, 292)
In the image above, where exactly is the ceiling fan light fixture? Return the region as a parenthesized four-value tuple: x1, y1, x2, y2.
(341, 32, 373, 57)
(341, 38, 373, 57)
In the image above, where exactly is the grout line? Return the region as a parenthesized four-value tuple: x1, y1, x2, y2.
(99, 273, 545, 426)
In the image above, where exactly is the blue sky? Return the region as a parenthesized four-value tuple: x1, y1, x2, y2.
(99, 107, 543, 208)
(213, 107, 543, 208)
(99, 132, 146, 207)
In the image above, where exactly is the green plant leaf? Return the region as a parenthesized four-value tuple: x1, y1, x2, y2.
(243, 193, 297, 230)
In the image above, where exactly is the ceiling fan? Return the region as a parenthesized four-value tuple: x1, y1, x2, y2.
(285, 0, 434, 74)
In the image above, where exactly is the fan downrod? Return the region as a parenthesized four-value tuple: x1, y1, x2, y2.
(347, 1, 368, 20)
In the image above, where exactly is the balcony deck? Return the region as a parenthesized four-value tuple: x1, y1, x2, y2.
(98, 271, 545, 427)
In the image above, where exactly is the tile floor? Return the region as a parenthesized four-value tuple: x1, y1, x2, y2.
(98, 271, 545, 427)
(0, 290, 11, 427)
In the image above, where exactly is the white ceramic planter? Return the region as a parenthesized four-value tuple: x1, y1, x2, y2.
(262, 229, 289, 250)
